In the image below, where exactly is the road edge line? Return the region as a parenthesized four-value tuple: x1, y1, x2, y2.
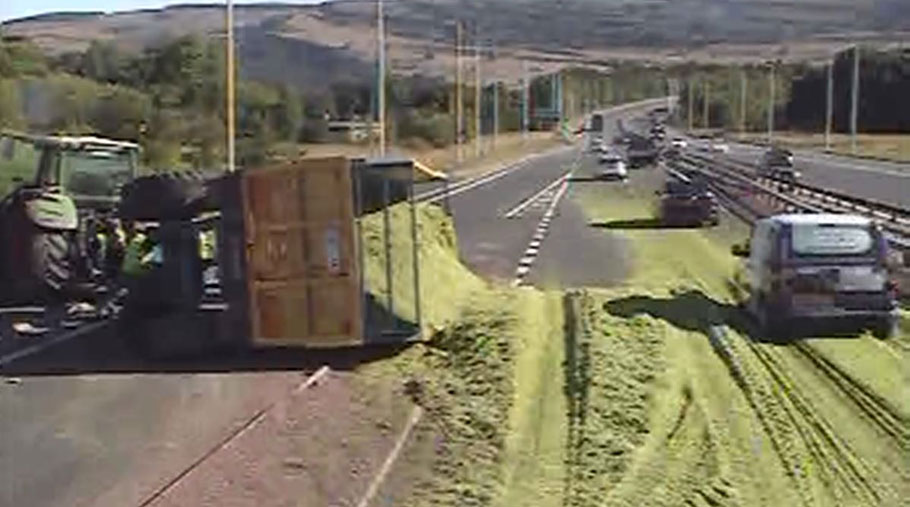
(355, 405, 424, 507)
(0, 320, 108, 367)
(137, 365, 331, 507)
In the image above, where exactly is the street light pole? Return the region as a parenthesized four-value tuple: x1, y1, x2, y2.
(522, 60, 529, 142)
(377, 0, 387, 156)
(703, 79, 710, 129)
(492, 81, 499, 149)
(825, 58, 833, 152)
(740, 68, 747, 134)
(474, 45, 481, 158)
(455, 21, 463, 163)
(850, 45, 860, 155)
(687, 77, 694, 133)
(225, 0, 235, 172)
(767, 62, 776, 144)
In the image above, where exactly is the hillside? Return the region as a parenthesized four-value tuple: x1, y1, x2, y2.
(2, 0, 909, 89)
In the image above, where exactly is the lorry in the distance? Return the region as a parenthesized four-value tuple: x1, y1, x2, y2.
(732, 213, 901, 340)
(589, 113, 604, 134)
(626, 134, 660, 168)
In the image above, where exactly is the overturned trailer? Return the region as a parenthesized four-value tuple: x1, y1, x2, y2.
(118, 157, 425, 358)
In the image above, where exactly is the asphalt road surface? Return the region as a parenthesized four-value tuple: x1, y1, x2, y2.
(687, 138, 910, 209)
(0, 99, 667, 507)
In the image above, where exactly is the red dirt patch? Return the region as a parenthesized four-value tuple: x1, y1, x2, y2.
(146, 370, 417, 507)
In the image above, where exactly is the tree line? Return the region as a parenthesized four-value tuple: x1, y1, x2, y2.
(677, 46, 910, 135)
(1, 32, 669, 171)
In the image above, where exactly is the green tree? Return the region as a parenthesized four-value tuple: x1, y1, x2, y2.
(0, 38, 48, 78)
(142, 109, 183, 170)
(0, 79, 24, 128)
(273, 84, 302, 142)
(90, 85, 151, 139)
(82, 40, 124, 83)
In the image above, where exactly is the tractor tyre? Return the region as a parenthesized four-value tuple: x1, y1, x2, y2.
(119, 171, 209, 221)
(31, 231, 72, 295)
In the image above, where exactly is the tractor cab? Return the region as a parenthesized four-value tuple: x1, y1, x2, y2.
(30, 135, 140, 210)
(0, 132, 142, 303)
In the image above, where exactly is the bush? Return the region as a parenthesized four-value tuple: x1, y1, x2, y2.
(398, 110, 454, 148)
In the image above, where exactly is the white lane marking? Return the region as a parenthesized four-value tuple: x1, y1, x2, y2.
(0, 320, 107, 367)
(418, 98, 667, 206)
(356, 405, 424, 507)
(503, 171, 572, 218)
(511, 179, 572, 285)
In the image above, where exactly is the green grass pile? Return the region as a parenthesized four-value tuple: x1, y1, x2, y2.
(391, 291, 518, 506)
(362, 203, 487, 328)
(563, 290, 665, 506)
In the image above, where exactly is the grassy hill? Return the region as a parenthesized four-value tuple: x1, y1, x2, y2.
(2, 0, 909, 90)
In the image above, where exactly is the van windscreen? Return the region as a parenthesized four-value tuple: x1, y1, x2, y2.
(790, 223, 874, 256)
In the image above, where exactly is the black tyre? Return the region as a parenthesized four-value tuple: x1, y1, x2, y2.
(119, 171, 209, 221)
(31, 231, 72, 295)
(758, 300, 791, 343)
(871, 316, 899, 340)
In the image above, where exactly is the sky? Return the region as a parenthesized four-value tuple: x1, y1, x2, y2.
(1, 0, 323, 23)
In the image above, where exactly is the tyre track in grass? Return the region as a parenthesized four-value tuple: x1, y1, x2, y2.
(712, 324, 900, 506)
(792, 342, 908, 447)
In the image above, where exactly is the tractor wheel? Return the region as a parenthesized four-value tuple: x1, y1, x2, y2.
(119, 171, 209, 221)
(31, 231, 72, 295)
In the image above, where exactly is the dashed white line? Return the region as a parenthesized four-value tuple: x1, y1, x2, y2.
(511, 178, 572, 286)
(503, 171, 572, 218)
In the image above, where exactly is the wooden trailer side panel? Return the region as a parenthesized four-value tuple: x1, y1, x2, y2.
(242, 157, 363, 347)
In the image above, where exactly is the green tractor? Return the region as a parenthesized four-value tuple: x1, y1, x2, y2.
(0, 132, 140, 303)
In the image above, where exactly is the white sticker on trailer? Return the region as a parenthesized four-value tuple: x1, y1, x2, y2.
(325, 226, 342, 274)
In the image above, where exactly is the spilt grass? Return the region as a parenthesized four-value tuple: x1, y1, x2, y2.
(361, 204, 568, 507)
(362, 203, 487, 329)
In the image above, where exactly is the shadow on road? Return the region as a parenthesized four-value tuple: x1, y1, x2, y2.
(569, 175, 607, 183)
(589, 218, 702, 230)
(603, 289, 866, 343)
(1, 322, 414, 377)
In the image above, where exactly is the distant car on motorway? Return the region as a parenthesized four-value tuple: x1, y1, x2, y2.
(598, 153, 628, 181)
(711, 141, 730, 153)
(656, 178, 719, 227)
(661, 147, 681, 161)
(757, 147, 800, 180)
(731, 213, 901, 340)
(589, 113, 604, 134)
(671, 138, 688, 149)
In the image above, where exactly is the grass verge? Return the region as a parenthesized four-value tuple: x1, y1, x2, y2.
(360, 203, 569, 506)
(569, 171, 908, 505)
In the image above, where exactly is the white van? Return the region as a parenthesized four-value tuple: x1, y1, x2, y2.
(732, 213, 901, 339)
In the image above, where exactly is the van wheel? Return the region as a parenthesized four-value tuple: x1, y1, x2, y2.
(758, 301, 790, 343)
(871, 316, 898, 340)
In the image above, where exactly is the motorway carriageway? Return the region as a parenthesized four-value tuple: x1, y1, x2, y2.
(689, 137, 910, 209)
